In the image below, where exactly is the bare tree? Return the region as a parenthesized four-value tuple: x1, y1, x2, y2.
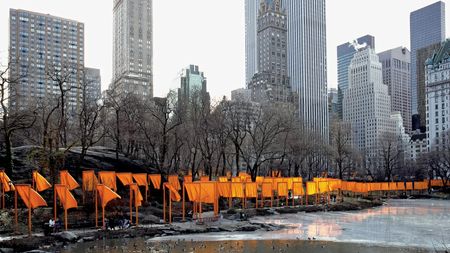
(423, 130, 450, 188)
(104, 88, 126, 160)
(329, 117, 354, 179)
(0, 63, 36, 175)
(137, 91, 182, 174)
(223, 100, 252, 175)
(46, 65, 77, 148)
(240, 104, 293, 181)
(379, 132, 403, 181)
(77, 74, 105, 169)
(211, 98, 231, 176)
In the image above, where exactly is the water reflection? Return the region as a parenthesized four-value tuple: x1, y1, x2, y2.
(155, 199, 450, 249)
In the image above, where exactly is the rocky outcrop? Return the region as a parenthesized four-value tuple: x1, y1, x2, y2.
(0, 146, 155, 182)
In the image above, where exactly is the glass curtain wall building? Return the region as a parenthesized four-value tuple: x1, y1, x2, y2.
(410, 1, 445, 129)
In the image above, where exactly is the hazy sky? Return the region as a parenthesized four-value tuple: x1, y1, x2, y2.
(1, 0, 450, 100)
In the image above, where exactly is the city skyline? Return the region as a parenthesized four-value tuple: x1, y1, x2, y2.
(2, 0, 450, 101)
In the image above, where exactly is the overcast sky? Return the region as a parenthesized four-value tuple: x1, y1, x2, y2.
(1, 0, 450, 101)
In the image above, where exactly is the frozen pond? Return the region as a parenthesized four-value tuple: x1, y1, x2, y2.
(62, 199, 450, 252)
(150, 199, 450, 249)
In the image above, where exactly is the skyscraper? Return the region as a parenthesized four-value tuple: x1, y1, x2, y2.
(248, 0, 292, 103)
(245, 0, 260, 85)
(343, 48, 395, 166)
(245, 0, 329, 140)
(410, 1, 445, 128)
(337, 35, 375, 119)
(112, 0, 153, 98)
(378, 47, 412, 134)
(8, 9, 85, 113)
(284, 0, 328, 140)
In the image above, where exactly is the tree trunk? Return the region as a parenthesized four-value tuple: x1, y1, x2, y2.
(221, 151, 227, 176)
(294, 163, 300, 177)
(115, 110, 120, 160)
(234, 143, 240, 176)
(4, 132, 14, 175)
(338, 160, 343, 179)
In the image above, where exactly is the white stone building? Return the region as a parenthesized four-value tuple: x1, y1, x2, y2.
(343, 48, 396, 166)
(425, 40, 450, 151)
(407, 133, 428, 160)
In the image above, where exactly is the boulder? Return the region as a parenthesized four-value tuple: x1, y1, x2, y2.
(0, 248, 14, 253)
(54, 231, 78, 242)
(140, 214, 160, 224)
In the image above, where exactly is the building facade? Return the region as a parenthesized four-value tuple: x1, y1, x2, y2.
(112, 0, 153, 98)
(337, 35, 375, 119)
(425, 40, 450, 151)
(378, 47, 412, 134)
(416, 42, 442, 131)
(231, 88, 252, 103)
(328, 88, 338, 118)
(245, 0, 328, 140)
(84, 67, 102, 103)
(343, 48, 395, 166)
(248, 0, 292, 104)
(407, 133, 427, 161)
(9, 9, 84, 113)
(410, 1, 445, 125)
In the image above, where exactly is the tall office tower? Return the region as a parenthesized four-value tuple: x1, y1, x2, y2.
(284, 0, 328, 140)
(112, 0, 153, 98)
(245, 0, 260, 84)
(378, 47, 412, 134)
(416, 42, 442, 131)
(343, 48, 395, 166)
(245, 0, 329, 140)
(9, 9, 84, 112)
(248, 0, 292, 103)
(337, 35, 375, 119)
(425, 40, 450, 151)
(410, 1, 445, 129)
(178, 65, 210, 112)
(84, 67, 102, 103)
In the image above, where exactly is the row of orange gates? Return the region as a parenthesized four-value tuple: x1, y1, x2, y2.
(0, 169, 444, 233)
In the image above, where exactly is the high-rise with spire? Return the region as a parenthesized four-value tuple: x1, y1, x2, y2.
(248, 0, 292, 103)
(245, 0, 328, 140)
(112, 0, 153, 98)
